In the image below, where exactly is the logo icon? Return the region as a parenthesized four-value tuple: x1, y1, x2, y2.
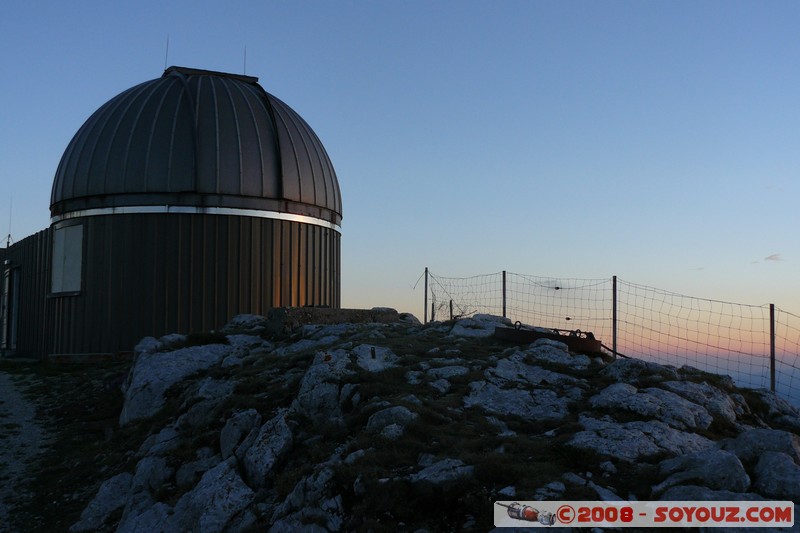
(496, 502, 557, 526)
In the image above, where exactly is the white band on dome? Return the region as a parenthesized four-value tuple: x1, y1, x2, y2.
(51, 206, 342, 232)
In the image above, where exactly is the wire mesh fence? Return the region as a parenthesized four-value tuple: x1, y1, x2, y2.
(424, 269, 800, 406)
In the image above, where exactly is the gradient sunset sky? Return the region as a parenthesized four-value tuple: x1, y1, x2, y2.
(1, 1, 798, 320)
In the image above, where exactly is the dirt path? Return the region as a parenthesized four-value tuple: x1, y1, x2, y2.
(0, 371, 48, 532)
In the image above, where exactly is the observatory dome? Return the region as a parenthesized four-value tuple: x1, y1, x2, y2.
(50, 66, 342, 228)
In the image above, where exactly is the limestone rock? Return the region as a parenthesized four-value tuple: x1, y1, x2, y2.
(651, 449, 750, 497)
(569, 416, 713, 462)
(220, 409, 262, 459)
(220, 314, 268, 335)
(409, 458, 474, 484)
(488, 353, 579, 387)
(464, 381, 571, 421)
(116, 502, 173, 533)
(719, 428, 800, 464)
(70, 472, 133, 532)
(353, 344, 399, 372)
(132, 455, 173, 494)
(137, 425, 180, 458)
(120, 343, 231, 426)
(752, 451, 800, 500)
(600, 358, 679, 385)
(292, 350, 353, 426)
(242, 411, 293, 488)
(172, 458, 255, 533)
(176, 453, 222, 490)
(367, 406, 418, 432)
(427, 365, 469, 379)
(450, 314, 512, 338)
(745, 390, 800, 433)
(527, 338, 591, 369)
(272, 467, 344, 532)
(659, 380, 738, 426)
(589, 383, 713, 430)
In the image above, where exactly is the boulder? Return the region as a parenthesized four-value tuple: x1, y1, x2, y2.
(292, 350, 352, 426)
(659, 381, 738, 426)
(752, 451, 800, 500)
(272, 467, 344, 533)
(219, 409, 262, 459)
(70, 472, 133, 532)
(171, 458, 255, 533)
(176, 453, 222, 490)
(600, 358, 679, 385)
(463, 381, 571, 421)
(427, 365, 469, 380)
(589, 383, 713, 430)
(527, 338, 591, 369)
(450, 314, 512, 338)
(651, 449, 750, 496)
(116, 502, 173, 533)
(488, 353, 579, 387)
(409, 458, 474, 484)
(120, 343, 232, 426)
(366, 406, 418, 432)
(242, 411, 293, 488)
(569, 416, 714, 462)
(353, 344, 399, 372)
(219, 314, 268, 334)
(719, 428, 800, 464)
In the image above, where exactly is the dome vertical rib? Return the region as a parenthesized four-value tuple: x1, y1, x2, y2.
(51, 66, 342, 227)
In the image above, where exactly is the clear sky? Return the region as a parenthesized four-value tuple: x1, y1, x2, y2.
(1, 1, 798, 320)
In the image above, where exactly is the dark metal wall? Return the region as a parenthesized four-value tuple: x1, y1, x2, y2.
(1, 229, 52, 357)
(3, 215, 340, 358)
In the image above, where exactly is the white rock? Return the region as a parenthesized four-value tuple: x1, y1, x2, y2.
(719, 428, 800, 464)
(429, 378, 451, 394)
(752, 451, 800, 500)
(450, 314, 512, 338)
(176, 454, 221, 490)
(527, 339, 591, 369)
(293, 350, 353, 426)
(569, 416, 714, 462)
(70, 472, 133, 532)
(120, 343, 232, 426)
(137, 425, 181, 457)
(366, 406, 418, 432)
(588, 481, 624, 501)
(220, 409, 262, 459)
(589, 383, 713, 430)
(242, 410, 293, 488)
(408, 458, 474, 484)
(116, 502, 173, 533)
(427, 365, 469, 379)
(599, 358, 678, 384)
(272, 467, 344, 532)
(651, 449, 750, 497)
(225, 334, 264, 348)
(131, 455, 173, 494)
(353, 344, 399, 372)
(220, 314, 268, 334)
(172, 458, 255, 533)
(659, 380, 738, 426)
(488, 353, 579, 387)
(463, 381, 571, 421)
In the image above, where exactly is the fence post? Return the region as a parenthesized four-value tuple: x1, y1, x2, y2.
(502, 270, 507, 318)
(770, 303, 776, 392)
(424, 267, 428, 324)
(612, 276, 618, 359)
(450, 300, 454, 320)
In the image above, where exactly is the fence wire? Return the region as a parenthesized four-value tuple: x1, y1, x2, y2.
(425, 270, 800, 406)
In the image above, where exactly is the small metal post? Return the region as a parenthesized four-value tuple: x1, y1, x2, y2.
(423, 267, 428, 324)
(450, 300, 453, 320)
(770, 303, 776, 392)
(612, 275, 618, 359)
(502, 270, 507, 318)
(431, 301, 435, 322)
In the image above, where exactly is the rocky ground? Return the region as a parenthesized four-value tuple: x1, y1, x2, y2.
(2, 312, 800, 532)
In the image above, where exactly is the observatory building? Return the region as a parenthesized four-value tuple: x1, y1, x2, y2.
(0, 66, 343, 358)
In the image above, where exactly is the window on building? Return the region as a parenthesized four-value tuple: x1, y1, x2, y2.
(51, 224, 83, 293)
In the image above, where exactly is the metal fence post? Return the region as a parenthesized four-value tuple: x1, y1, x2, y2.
(770, 303, 776, 392)
(502, 270, 507, 318)
(612, 275, 618, 359)
(424, 267, 428, 324)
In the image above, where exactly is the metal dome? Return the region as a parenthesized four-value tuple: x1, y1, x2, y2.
(50, 66, 342, 228)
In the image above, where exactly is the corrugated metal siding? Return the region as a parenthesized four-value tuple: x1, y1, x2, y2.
(42, 214, 340, 355)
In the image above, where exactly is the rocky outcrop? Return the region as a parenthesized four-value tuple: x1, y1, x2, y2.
(73, 313, 800, 532)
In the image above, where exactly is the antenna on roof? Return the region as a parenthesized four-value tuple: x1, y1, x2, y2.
(164, 35, 170, 70)
(243, 45, 247, 75)
(5, 196, 12, 248)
